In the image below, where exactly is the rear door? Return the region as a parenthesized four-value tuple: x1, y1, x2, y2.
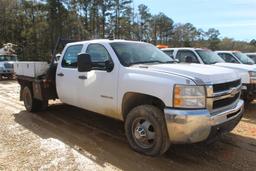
(56, 44, 83, 105)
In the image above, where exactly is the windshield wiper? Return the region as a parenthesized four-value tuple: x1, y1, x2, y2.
(129, 60, 174, 66)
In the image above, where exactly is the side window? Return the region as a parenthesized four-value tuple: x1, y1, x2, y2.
(176, 50, 199, 63)
(86, 44, 111, 63)
(250, 55, 256, 63)
(163, 50, 174, 58)
(218, 53, 225, 58)
(220, 53, 239, 63)
(61, 45, 83, 68)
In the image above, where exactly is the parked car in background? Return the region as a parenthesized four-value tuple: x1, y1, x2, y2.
(245, 53, 256, 63)
(14, 40, 244, 156)
(0, 44, 17, 80)
(216, 51, 255, 65)
(162, 48, 256, 103)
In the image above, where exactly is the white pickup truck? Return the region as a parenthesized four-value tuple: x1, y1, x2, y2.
(0, 50, 17, 79)
(162, 48, 256, 103)
(14, 40, 244, 156)
(216, 51, 255, 65)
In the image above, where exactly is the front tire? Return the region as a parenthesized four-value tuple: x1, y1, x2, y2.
(125, 105, 170, 156)
(244, 98, 254, 104)
(22, 86, 48, 112)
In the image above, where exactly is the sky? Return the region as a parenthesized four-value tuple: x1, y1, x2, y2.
(134, 0, 256, 41)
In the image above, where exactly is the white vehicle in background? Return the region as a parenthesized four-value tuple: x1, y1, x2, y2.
(245, 53, 256, 63)
(162, 48, 256, 103)
(216, 51, 255, 65)
(14, 40, 244, 156)
(0, 43, 17, 80)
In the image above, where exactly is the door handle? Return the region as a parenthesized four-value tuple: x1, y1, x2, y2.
(78, 75, 87, 80)
(57, 73, 64, 77)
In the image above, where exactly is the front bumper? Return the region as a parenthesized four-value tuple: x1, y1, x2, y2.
(0, 69, 14, 75)
(164, 100, 244, 144)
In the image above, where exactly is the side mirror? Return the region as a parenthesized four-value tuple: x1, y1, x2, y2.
(54, 54, 61, 63)
(105, 60, 114, 72)
(174, 58, 179, 63)
(78, 53, 93, 72)
(185, 56, 193, 63)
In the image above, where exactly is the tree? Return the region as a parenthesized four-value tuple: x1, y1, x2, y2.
(47, 0, 68, 47)
(138, 4, 151, 41)
(171, 23, 198, 47)
(151, 13, 173, 45)
(250, 39, 256, 46)
(1, 1, 256, 61)
(205, 28, 220, 50)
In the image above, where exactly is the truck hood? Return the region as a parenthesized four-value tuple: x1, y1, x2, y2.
(0, 62, 4, 68)
(135, 64, 239, 85)
(214, 63, 256, 72)
(214, 63, 255, 84)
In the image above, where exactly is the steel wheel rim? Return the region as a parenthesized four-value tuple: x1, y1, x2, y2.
(131, 117, 156, 149)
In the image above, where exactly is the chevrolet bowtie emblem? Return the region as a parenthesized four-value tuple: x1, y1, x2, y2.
(230, 88, 237, 97)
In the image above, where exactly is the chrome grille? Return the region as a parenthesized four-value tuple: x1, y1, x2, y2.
(4, 63, 14, 69)
(213, 79, 241, 93)
(206, 79, 242, 114)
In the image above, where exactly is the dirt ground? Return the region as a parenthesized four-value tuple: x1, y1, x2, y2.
(0, 80, 255, 171)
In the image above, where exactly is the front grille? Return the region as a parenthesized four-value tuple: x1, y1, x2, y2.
(208, 79, 241, 112)
(213, 93, 240, 109)
(4, 63, 14, 69)
(213, 79, 241, 93)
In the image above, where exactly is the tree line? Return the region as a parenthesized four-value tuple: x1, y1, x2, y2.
(0, 0, 256, 61)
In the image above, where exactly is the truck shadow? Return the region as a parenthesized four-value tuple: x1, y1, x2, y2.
(13, 104, 256, 171)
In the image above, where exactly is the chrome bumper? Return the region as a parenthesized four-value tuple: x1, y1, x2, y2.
(0, 69, 14, 74)
(164, 100, 244, 144)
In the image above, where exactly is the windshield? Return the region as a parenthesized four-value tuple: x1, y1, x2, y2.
(247, 54, 256, 63)
(196, 50, 225, 64)
(233, 52, 255, 65)
(0, 55, 17, 62)
(110, 42, 173, 66)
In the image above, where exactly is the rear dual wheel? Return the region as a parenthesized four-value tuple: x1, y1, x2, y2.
(22, 86, 48, 112)
(125, 105, 170, 156)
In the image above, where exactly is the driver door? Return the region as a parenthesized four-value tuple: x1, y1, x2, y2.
(76, 43, 119, 119)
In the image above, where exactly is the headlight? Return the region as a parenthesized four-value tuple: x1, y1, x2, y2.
(173, 85, 206, 108)
(249, 71, 256, 84)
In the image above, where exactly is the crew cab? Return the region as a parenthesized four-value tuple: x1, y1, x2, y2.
(14, 40, 244, 156)
(162, 48, 256, 103)
(216, 51, 255, 65)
